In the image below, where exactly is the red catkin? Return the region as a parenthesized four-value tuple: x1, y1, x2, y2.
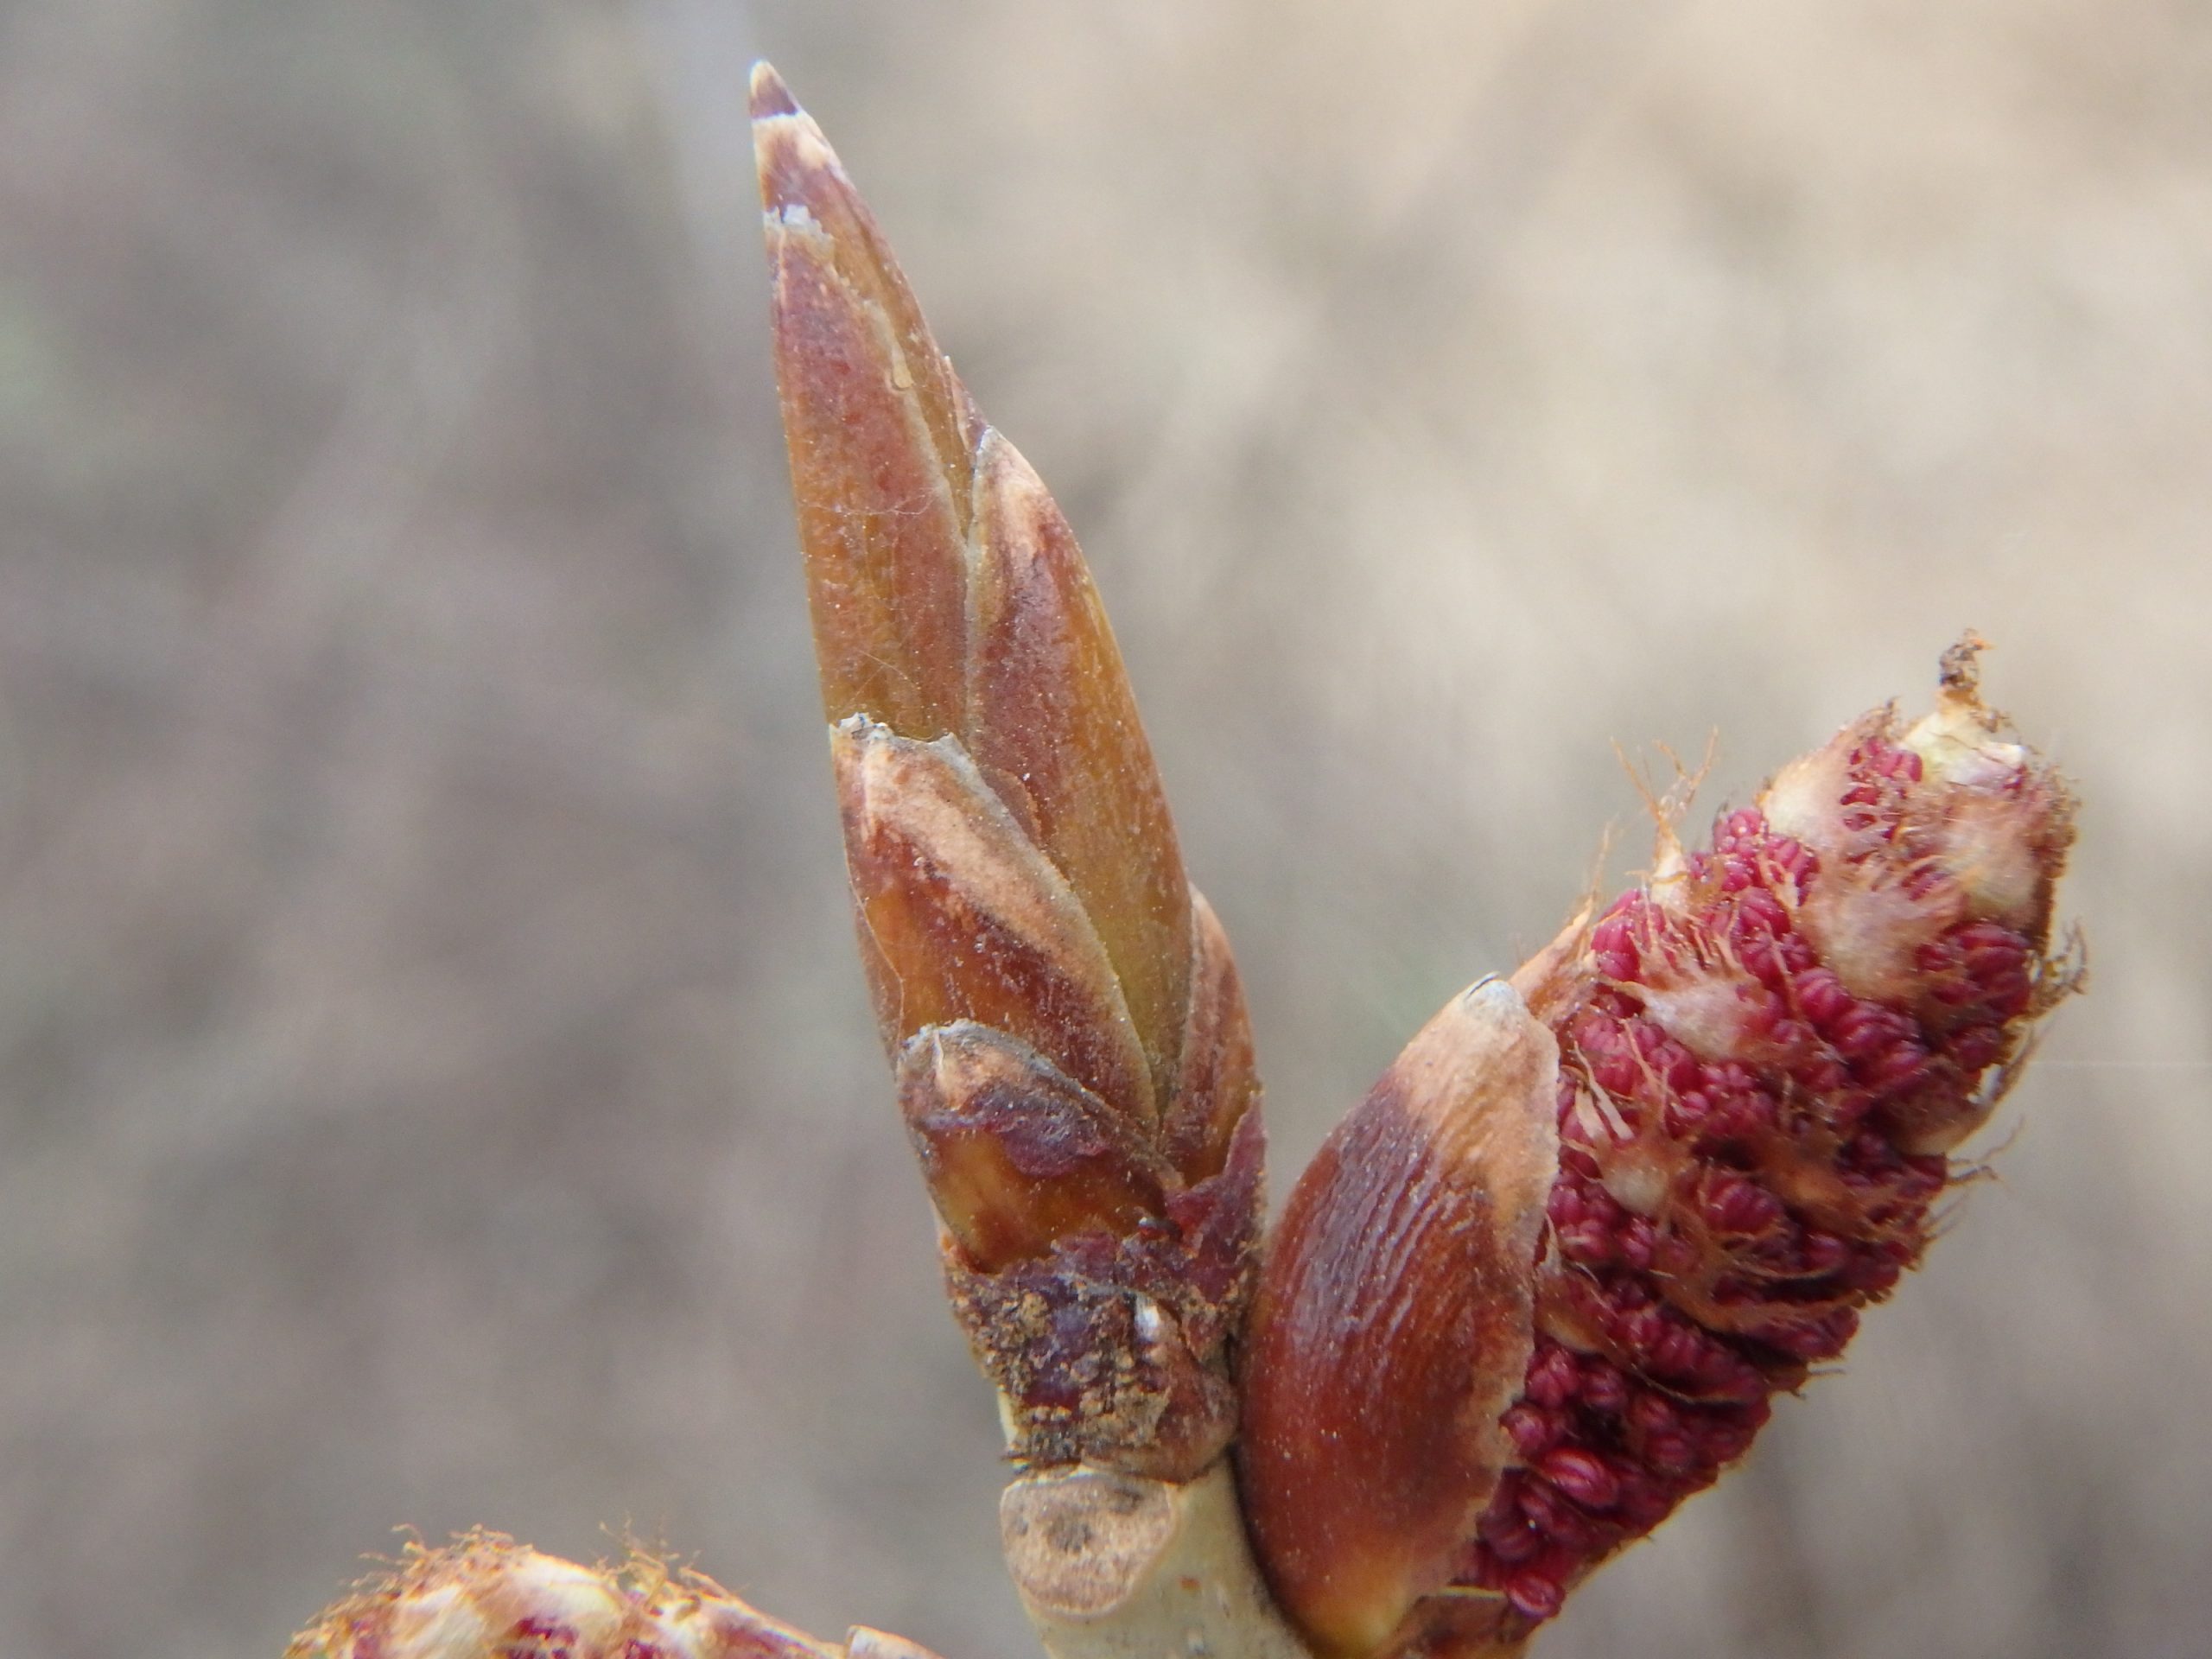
(1447, 662, 2078, 1640)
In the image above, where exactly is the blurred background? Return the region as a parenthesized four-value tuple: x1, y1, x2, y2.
(3, 2, 2208, 1656)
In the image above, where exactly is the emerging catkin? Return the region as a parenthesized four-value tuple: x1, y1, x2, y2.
(1238, 641, 2079, 1659)
(1460, 642, 2077, 1649)
(287, 1530, 945, 1659)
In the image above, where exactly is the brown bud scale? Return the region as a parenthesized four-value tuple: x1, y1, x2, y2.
(1237, 983, 1559, 1659)
(1238, 649, 2078, 1659)
(954, 1108, 1265, 1479)
(755, 66, 1265, 1480)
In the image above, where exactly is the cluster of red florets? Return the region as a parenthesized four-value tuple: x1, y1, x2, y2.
(1458, 736, 2042, 1626)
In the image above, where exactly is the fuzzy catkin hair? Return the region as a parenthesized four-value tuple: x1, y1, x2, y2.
(1453, 653, 2078, 1639)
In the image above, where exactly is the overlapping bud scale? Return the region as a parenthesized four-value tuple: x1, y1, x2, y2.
(1240, 645, 2076, 1659)
(755, 63, 1262, 1481)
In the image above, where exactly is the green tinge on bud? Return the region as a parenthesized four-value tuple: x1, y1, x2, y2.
(288, 1531, 941, 1659)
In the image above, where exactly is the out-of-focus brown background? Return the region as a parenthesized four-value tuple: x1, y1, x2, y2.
(3, 3, 2207, 1656)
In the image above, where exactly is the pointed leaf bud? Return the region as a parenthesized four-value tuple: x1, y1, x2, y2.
(757, 67, 1262, 1482)
(755, 67, 1191, 1097)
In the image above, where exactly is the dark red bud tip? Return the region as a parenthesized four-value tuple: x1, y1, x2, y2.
(749, 60, 799, 122)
